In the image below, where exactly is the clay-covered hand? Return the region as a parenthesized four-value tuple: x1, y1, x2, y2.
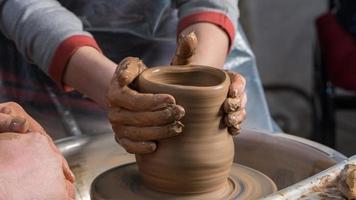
(223, 72, 247, 135)
(172, 32, 247, 135)
(0, 102, 75, 200)
(107, 57, 185, 154)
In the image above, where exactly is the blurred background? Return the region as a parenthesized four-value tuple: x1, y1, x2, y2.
(239, 0, 355, 156)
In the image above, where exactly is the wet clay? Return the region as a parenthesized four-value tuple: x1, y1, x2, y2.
(300, 164, 356, 199)
(136, 65, 234, 194)
(171, 32, 198, 65)
(90, 162, 277, 200)
(338, 164, 356, 199)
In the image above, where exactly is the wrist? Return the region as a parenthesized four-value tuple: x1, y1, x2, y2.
(64, 46, 116, 107)
(180, 23, 229, 68)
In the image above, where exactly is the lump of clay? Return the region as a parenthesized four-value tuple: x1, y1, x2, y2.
(338, 164, 356, 199)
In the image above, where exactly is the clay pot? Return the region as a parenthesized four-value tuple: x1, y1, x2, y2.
(136, 65, 234, 194)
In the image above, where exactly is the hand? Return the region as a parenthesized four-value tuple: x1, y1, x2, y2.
(0, 102, 44, 133)
(223, 72, 247, 135)
(0, 102, 75, 200)
(0, 132, 75, 200)
(172, 32, 247, 135)
(107, 57, 185, 154)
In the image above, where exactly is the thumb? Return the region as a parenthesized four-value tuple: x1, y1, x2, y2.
(171, 32, 198, 65)
(114, 57, 147, 87)
(65, 179, 75, 200)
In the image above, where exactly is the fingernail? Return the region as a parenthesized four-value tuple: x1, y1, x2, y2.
(172, 105, 185, 120)
(148, 143, 157, 152)
(152, 95, 174, 110)
(162, 95, 175, 104)
(138, 141, 156, 154)
(154, 103, 171, 111)
(231, 89, 239, 98)
(9, 118, 27, 132)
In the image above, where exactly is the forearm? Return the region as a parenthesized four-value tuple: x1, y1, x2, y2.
(64, 47, 116, 108)
(175, 0, 238, 68)
(181, 23, 229, 68)
(0, 0, 101, 92)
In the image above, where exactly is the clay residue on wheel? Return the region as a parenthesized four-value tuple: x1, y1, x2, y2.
(338, 164, 356, 199)
(300, 164, 356, 200)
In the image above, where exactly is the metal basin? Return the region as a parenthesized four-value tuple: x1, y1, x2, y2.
(56, 129, 346, 200)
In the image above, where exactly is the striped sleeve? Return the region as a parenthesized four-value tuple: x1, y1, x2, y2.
(0, 0, 101, 90)
(174, 0, 239, 47)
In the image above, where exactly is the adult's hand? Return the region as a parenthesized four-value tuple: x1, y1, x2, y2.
(0, 102, 74, 200)
(172, 32, 247, 135)
(107, 57, 185, 154)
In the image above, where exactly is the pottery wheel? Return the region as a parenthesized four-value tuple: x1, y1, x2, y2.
(91, 162, 277, 200)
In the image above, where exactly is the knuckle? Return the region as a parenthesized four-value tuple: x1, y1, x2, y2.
(0, 106, 11, 114)
(228, 113, 238, 124)
(116, 126, 126, 137)
(238, 75, 246, 86)
(5, 101, 21, 109)
(108, 109, 124, 124)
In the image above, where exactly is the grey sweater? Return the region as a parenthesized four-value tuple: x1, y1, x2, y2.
(0, 0, 238, 88)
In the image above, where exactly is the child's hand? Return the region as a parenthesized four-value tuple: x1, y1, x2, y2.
(107, 57, 185, 154)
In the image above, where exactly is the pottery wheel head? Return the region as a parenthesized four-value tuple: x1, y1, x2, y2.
(91, 163, 277, 200)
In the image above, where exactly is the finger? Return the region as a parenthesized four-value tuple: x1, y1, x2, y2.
(62, 157, 75, 183)
(115, 57, 147, 87)
(224, 110, 246, 128)
(116, 137, 156, 154)
(0, 113, 29, 133)
(108, 85, 176, 111)
(113, 121, 184, 141)
(65, 180, 76, 200)
(228, 125, 241, 136)
(226, 71, 246, 98)
(108, 105, 185, 126)
(42, 133, 74, 183)
(241, 93, 247, 109)
(0, 106, 11, 114)
(24, 116, 46, 134)
(223, 98, 241, 113)
(0, 102, 45, 133)
(171, 32, 198, 65)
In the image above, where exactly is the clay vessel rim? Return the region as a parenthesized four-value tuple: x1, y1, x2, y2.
(140, 65, 228, 91)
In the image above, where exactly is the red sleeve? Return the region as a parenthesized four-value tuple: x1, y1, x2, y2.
(177, 11, 235, 49)
(48, 35, 102, 91)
